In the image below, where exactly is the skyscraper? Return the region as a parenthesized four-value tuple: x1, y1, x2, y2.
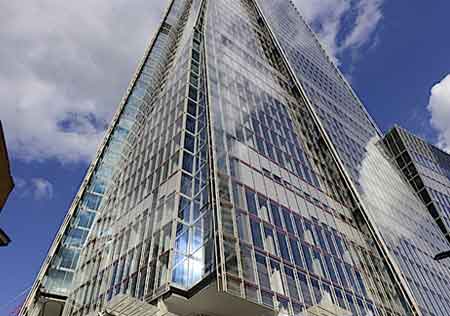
(21, 1, 450, 316)
(384, 126, 450, 245)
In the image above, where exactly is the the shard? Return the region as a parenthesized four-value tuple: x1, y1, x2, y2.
(21, 1, 450, 316)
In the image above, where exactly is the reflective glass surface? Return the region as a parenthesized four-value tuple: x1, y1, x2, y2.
(26, 1, 450, 316)
(24, 2, 192, 310)
(63, 1, 215, 315)
(257, 1, 450, 315)
(385, 127, 450, 244)
(205, 0, 416, 315)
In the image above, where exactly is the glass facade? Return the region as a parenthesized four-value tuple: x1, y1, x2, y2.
(205, 1, 413, 315)
(255, 1, 450, 315)
(23, 1, 450, 316)
(384, 127, 450, 244)
(62, 1, 215, 315)
(20, 0, 191, 315)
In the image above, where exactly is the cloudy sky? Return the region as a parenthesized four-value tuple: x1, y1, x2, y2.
(1, 0, 449, 312)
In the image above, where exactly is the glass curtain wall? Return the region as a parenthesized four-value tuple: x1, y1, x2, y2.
(256, 1, 450, 315)
(21, 2, 188, 316)
(204, 0, 415, 315)
(63, 1, 215, 316)
(385, 127, 450, 244)
(31, 1, 450, 316)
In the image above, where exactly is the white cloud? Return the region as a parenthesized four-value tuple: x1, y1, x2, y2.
(427, 74, 450, 152)
(14, 177, 27, 190)
(13, 177, 54, 200)
(0, 0, 166, 163)
(342, 0, 383, 50)
(31, 178, 54, 200)
(293, 0, 350, 63)
(1, 0, 383, 164)
(293, 0, 384, 63)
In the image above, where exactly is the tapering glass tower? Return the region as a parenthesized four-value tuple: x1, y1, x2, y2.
(22, 1, 450, 316)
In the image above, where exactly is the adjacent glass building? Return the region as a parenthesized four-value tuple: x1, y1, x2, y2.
(384, 126, 450, 245)
(21, 1, 450, 316)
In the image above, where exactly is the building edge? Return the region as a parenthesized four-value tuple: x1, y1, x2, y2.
(19, 1, 176, 314)
(251, 0, 422, 314)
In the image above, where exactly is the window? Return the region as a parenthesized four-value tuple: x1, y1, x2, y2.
(90, 178, 107, 195)
(188, 86, 198, 100)
(269, 260, 285, 294)
(335, 288, 346, 309)
(172, 256, 188, 287)
(277, 232, 291, 262)
(240, 246, 255, 283)
(314, 224, 327, 251)
(297, 272, 313, 306)
(261, 290, 274, 308)
(83, 193, 101, 210)
(281, 207, 295, 234)
(324, 255, 338, 284)
(245, 284, 259, 303)
(346, 293, 358, 316)
(184, 133, 195, 153)
(245, 189, 258, 215)
(182, 152, 194, 173)
(301, 243, 314, 273)
(335, 260, 349, 288)
(324, 230, 338, 256)
(345, 264, 358, 293)
(285, 266, 300, 301)
(303, 220, 316, 245)
(293, 215, 304, 239)
(77, 209, 95, 229)
(256, 252, 270, 289)
(186, 115, 196, 133)
(236, 212, 251, 243)
(264, 226, 277, 255)
(312, 249, 325, 277)
(180, 173, 192, 197)
(59, 248, 79, 270)
(270, 202, 283, 227)
(258, 195, 270, 222)
(192, 50, 200, 62)
(354, 270, 367, 297)
(66, 228, 86, 247)
(310, 278, 322, 304)
(187, 99, 197, 117)
(232, 181, 245, 209)
(178, 196, 191, 222)
(289, 238, 303, 268)
(250, 219, 263, 249)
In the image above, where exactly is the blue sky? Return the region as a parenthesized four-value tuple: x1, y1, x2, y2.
(1, 0, 450, 313)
